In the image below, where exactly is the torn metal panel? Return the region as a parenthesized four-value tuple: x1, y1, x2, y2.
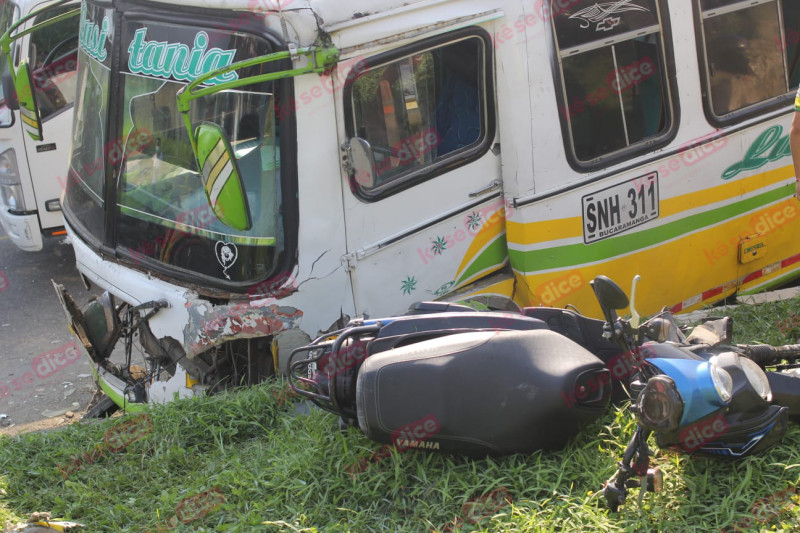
(184, 300, 303, 358)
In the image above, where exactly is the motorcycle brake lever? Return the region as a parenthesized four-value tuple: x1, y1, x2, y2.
(637, 477, 647, 507)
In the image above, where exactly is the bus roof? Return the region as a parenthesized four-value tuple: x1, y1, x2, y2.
(142, 0, 433, 31)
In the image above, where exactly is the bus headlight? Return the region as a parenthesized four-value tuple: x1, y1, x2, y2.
(0, 148, 24, 211)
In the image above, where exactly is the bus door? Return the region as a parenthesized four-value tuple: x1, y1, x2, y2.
(20, 4, 78, 230)
(339, 27, 509, 318)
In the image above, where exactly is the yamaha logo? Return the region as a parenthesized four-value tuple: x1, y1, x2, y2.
(394, 439, 440, 450)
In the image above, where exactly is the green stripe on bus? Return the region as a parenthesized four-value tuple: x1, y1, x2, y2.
(509, 185, 791, 272)
(456, 236, 508, 285)
(90, 364, 148, 414)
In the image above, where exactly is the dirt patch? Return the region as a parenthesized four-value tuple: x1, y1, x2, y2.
(0, 410, 85, 438)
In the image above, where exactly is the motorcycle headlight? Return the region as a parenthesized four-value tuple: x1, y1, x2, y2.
(0, 148, 23, 211)
(739, 356, 772, 402)
(636, 375, 683, 432)
(709, 363, 733, 403)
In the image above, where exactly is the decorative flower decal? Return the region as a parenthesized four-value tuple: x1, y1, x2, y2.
(431, 236, 448, 256)
(466, 212, 483, 231)
(401, 276, 418, 295)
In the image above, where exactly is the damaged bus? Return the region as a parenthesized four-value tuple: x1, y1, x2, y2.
(39, 0, 800, 409)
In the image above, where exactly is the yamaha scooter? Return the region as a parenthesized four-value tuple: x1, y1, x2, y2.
(287, 301, 620, 454)
(287, 277, 800, 511)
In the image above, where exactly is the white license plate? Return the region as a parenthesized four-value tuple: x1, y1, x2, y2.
(582, 172, 659, 244)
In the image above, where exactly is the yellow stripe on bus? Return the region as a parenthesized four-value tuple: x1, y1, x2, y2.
(661, 165, 792, 218)
(515, 196, 800, 315)
(455, 208, 507, 277)
(507, 164, 794, 246)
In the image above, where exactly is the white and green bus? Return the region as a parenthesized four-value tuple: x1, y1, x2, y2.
(0, 0, 78, 251)
(40, 0, 800, 409)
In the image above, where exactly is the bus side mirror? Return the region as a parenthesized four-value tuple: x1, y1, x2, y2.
(194, 122, 252, 231)
(348, 137, 376, 189)
(2, 70, 18, 110)
(15, 60, 42, 141)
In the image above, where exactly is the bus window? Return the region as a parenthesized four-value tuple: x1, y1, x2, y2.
(784, 1, 800, 89)
(29, 5, 78, 121)
(551, 0, 673, 166)
(347, 34, 490, 194)
(698, 0, 796, 119)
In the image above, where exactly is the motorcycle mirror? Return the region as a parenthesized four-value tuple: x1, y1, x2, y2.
(591, 275, 629, 311)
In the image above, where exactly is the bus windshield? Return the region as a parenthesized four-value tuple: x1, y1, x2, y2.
(63, 6, 287, 286)
(118, 77, 279, 250)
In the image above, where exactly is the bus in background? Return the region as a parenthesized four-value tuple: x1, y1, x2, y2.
(0, 0, 78, 251)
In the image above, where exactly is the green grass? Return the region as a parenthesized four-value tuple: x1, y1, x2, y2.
(4, 298, 800, 531)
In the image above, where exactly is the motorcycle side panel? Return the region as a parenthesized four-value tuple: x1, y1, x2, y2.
(657, 405, 788, 458)
(767, 372, 800, 419)
(522, 307, 620, 363)
(366, 312, 547, 355)
(370, 312, 548, 339)
(355, 329, 610, 456)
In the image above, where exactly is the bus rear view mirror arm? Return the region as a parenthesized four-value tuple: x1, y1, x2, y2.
(174, 45, 338, 231)
(176, 44, 339, 153)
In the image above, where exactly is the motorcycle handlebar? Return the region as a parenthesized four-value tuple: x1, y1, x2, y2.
(740, 344, 800, 366)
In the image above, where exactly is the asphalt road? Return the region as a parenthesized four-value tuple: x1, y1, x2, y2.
(0, 224, 98, 427)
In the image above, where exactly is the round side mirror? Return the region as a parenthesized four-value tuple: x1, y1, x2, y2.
(591, 275, 629, 311)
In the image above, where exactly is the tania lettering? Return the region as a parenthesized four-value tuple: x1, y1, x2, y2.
(79, 6, 109, 61)
(127, 29, 238, 86)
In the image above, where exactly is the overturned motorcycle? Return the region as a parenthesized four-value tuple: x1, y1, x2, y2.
(287, 277, 800, 511)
